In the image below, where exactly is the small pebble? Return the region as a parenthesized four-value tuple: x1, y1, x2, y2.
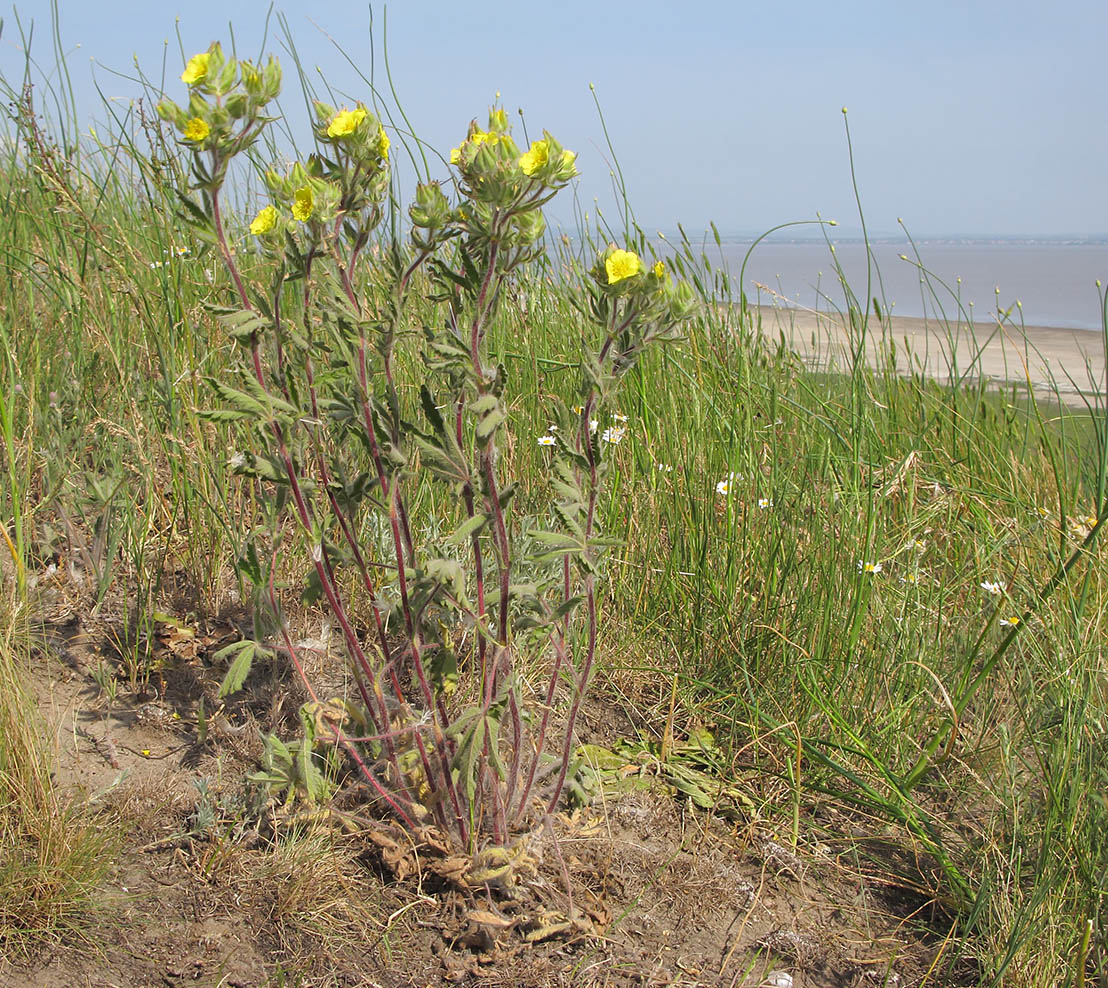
(765, 972, 793, 988)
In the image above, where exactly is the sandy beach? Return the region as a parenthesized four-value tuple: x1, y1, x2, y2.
(757, 304, 1107, 408)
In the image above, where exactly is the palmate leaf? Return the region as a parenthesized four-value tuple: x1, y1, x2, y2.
(412, 434, 471, 488)
(215, 639, 273, 697)
(173, 189, 216, 242)
(205, 375, 299, 423)
(448, 707, 487, 808)
(298, 704, 331, 804)
(445, 513, 488, 546)
(212, 306, 273, 345)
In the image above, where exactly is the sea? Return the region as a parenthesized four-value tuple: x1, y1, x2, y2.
(687, 239, 1108, 332)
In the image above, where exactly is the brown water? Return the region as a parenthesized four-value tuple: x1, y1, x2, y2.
(711, 240, 1108, 332)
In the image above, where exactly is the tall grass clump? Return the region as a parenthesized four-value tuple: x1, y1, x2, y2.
(0, 604, 113, 956)
(579, 211, 1108, 979)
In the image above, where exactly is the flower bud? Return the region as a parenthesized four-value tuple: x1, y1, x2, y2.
(409, 182, 451, 231)
(225, 92, 248, 120)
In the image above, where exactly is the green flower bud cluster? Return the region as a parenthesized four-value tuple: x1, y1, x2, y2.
(156, 43, 280, 169)
(409, 182, 452, 249)
(260, 160, 343, 237)
(450, 109, 576, 208)
(444, 107, 577, 252)
(587, 246, 698, 379)
(249, 102, 391, 249)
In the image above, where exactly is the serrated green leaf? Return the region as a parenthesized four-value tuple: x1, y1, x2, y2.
(470, 394, 499, 416)
(533, 548, 583, 566)
(529, 531, 581, 549)
(446, 513, 487, 545)
(216, 640, 257, 698)
(420, 385, 445, 435)
(475, 406, 507, 440)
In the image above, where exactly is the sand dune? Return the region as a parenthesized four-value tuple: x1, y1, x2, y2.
(757, 304, 1107, 408)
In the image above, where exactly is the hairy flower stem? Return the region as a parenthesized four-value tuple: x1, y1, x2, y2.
(543, 297, 623, 815)
(458, 399, 490, 685)
(210, 185, 436, 830)
(512, 625, 570, 826)
(268, 563, 420, 829)
(549, 581, 597, 815)
(208, 182, 250, 309)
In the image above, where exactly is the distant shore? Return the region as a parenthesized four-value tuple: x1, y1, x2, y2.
(756, 304, 1106, 407)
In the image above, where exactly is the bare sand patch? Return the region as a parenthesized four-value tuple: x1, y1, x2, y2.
(757, 304, 1106, 408)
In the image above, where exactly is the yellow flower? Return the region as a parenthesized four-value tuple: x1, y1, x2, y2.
(378, 127, 390, 159)
(181, 52, 210, 86)
(653, 261, 665, 278)
(450, 146, 462, 165)
(182, 117, 210, 142)
(292, 186, 314, 222)
(249, 204, 278, 235)
(520, 139, 549, 176)
(605, 249, 643, 284)
(326, 107, 367, 138)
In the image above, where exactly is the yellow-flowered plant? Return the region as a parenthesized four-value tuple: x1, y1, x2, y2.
(158, 47, 696, 866)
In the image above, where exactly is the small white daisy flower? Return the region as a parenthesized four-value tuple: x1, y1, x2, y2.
(999, 615, 1021, 627)
(601, 426, 626, 445)
(858, 560, 883, 574)
(537, 434, 556, 447)
(980, 581, 1003, 596)
(758, 498, 773, 510)
(716, 472, 742, 497)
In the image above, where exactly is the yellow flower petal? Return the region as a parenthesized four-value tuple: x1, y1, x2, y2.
(520, 139, 549, 176)
(250, 204, 278, 235)
(378, 127, 390, 160)
(605, 249, 643, 284)
(326, 107, 367, 138)
(292, 186, 314, 222)
(182, 117, 210, 143)
(181, 52, 210, 86)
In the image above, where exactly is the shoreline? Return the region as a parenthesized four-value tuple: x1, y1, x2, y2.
(755, 304, 1107, 408)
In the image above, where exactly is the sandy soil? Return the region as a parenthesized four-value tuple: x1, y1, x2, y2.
(1, 597, 975, 987)
(756, 304, 1106, 408)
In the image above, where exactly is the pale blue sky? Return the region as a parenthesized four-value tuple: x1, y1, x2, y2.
(4, 0, 1106, 237)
